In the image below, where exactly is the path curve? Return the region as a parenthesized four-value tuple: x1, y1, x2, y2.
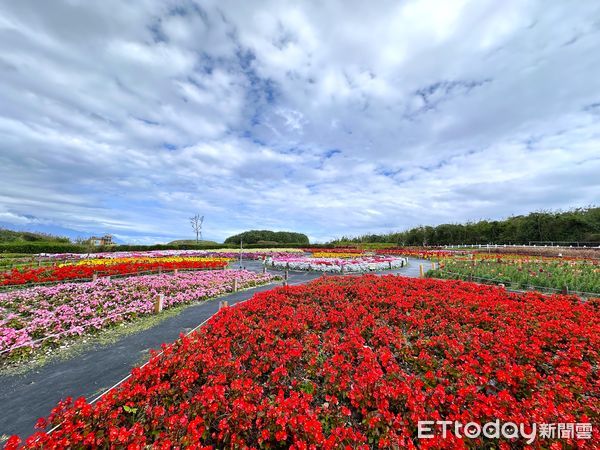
(0, 257, 429, 438)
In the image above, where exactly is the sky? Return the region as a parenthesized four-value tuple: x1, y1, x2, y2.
(0, 0, 599, 244)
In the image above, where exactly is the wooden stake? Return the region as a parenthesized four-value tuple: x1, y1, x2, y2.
(419, 264, 424, 278)
(154, 294, 164, 314)
(233, 278, 238, 292)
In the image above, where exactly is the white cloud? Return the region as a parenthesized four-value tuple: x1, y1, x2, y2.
(0, 0, 599, 243)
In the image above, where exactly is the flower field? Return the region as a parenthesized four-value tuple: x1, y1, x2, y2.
(303, 248, 364, 254)
(0, 270, 273, 360)
(430, 258, 600, 295)
(0, 258, 229, 287)
(310, 252, 367, 259)
(0, 250, 305, 274)
(40, 248, 304, 262)
(59, 256, 230, 267)
(460, 253, 590, 263)
(470, 246, 600, 260)
(266, 255, 407, 272)
(8, 275, 599, 448)
(376, 248, 454, 259)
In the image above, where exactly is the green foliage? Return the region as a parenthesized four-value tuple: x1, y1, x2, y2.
(429, 259, 600, 295)
(0, 241, 310, 254)
(224, 230, 309, 245)
(167, 240, 219, 245)
(0, 229, 70, 243)
(330, 207, 600, 246)
(0, 242, 83, 254)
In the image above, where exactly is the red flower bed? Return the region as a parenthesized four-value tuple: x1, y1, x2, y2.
(0, 260, 228, 287)
(7, 276, 599, 449)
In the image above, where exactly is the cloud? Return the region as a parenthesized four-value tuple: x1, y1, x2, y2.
(0, 0, 599, 243)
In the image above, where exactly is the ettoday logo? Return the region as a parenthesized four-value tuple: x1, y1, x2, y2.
(417, 421, 593, 444)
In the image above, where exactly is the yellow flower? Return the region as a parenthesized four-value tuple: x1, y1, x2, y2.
(59, 256, 230, 267)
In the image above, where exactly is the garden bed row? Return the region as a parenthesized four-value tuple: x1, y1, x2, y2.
(8, 275, 598, 448)
(0, 270, 274, 361)
(265, 256, 407, 272)
(0, 258, 230, 287)
(428, 259, 600, 295)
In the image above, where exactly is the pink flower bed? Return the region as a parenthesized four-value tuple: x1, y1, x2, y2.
(0, 270, 274, 360)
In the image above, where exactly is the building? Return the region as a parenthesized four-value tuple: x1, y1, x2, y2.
(88, 234, 114, 246)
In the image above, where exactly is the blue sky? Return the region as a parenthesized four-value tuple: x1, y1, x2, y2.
(0, 0, 599, 244)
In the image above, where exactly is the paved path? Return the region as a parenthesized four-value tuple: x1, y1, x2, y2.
(0, 257, 429, 438)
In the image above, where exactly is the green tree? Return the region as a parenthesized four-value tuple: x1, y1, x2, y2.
(224, 230, 309, 245)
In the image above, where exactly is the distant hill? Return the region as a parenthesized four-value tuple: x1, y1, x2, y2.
(167, 239, 219, 245)
(0, 228, 71, 243)
(224, 230, 309, 245)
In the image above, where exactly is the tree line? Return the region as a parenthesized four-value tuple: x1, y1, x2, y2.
(330, 207, 600, 246)
(224, 230, 310, 245)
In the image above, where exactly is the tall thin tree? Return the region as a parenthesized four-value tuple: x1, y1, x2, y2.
(190, 214, 204, 243)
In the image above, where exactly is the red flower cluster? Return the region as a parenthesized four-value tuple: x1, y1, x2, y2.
(0, 260, 228, 287)
(376, 248, 453, 259)
(7, 276, 599, 449)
